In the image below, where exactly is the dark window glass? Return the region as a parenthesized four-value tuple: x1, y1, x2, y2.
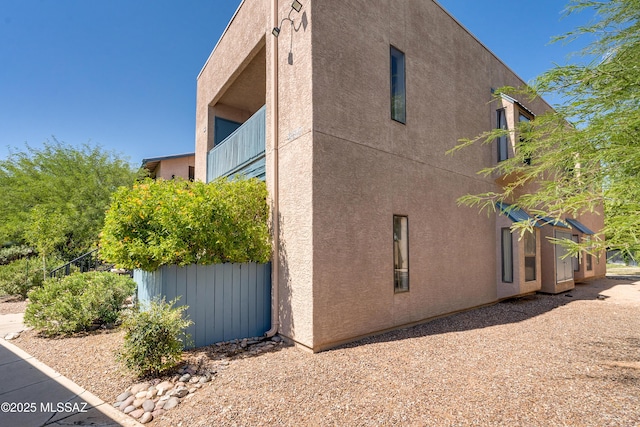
(390, 47, 406, 124)
(524, 230, 536, 281)
(393, 215, 409, 292)
(501, 228, 513, 283)
(519, 112, 532, 165)
(188, 166, 195, 181)
(572, 235, 580, 272)
(497, 109, 508, 162)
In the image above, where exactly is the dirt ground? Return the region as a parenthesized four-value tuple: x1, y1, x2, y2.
(7, 277, 640, 426)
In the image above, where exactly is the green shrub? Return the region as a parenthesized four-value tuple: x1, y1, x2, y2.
(99, 178, 270, 271)
(24, 272, 136, 336)
(118, 298, 193, 377)
(0, 245, 35, 265)
(0, 257, 44, 299)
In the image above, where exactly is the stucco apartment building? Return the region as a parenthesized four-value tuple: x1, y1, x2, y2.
(142, 153, 195, 181)
(194, 0, 605, 352)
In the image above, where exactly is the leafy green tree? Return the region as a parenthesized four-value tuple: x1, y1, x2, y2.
(24, 206, 70, 279)
(0, 139, 141, 259)
(450, 0, 639, 256)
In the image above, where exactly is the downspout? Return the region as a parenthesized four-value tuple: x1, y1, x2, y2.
(265, 0, 280, 338)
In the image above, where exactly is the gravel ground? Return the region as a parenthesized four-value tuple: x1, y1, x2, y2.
(9, 277, 640, 426)
(0, 295, 27, 315)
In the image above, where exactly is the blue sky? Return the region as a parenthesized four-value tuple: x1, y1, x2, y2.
(0, 0, 593, 166)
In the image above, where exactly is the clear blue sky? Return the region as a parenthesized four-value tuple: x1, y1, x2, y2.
(0, 0, 593, 166)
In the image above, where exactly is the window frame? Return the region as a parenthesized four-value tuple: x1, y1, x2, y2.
(390, 46, 406, 124)
(523, 230, 536, 282)
(497, 108, 508, 162)
(501, 228, 513, 283)
(393, 215, 409, 293)
(572, 234, 581, 272)
(585, 236, 593, 271)
(518, 111, 533, 165)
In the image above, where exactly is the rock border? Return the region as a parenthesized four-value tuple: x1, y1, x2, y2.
(113, 335, 284, 424)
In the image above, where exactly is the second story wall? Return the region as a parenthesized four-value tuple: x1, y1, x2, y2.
(311, 0, 550, 179)
(195, 0, 268, 182)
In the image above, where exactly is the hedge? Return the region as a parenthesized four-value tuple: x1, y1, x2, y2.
(99, 178, 270, 271)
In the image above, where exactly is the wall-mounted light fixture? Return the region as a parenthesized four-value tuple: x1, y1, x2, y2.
(272, 1, 303, 37)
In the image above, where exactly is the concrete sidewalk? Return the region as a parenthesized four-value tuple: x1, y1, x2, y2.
(0, 312, 25, 338)
(0, 316, 142, 427)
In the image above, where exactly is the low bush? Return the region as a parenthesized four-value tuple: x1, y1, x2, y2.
(24, 272, 136, 336)
(118, 298, 193, 377)
(0, 245, 35, 265)
(99, 178, 270, 271)
(0, 257, 44, 299)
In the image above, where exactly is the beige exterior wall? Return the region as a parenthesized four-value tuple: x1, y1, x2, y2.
(195, 0, 603, 352)
(573, 209, 607, 282)
(495, 215, 542, 300)
(269, 0, 315, 348)
(195, 0, 268, 182)
(152, 155, 195, 181)
(539, 225, 575, 294)
(308, 0, 551, 351)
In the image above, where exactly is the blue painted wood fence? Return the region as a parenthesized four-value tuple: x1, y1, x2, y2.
(134, 263, 271, 349)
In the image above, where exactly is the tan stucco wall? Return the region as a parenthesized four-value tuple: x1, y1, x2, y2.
(573, 209, 607, 282)
(308, 0, 551, 350)
(495, 216, 542, 300)
(539, 226, 575, 294)
(153, 155, 195, 181)
(268, 0, 315, 349)
(195, 0, 596, 352)
(195, 0, 267, 182)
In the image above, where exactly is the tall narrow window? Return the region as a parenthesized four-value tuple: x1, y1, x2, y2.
(501, 228, 513, 283)
(524, 230, 536, 281)
(572, 235, 580, 272)
(519, 112, 532, 165)
(586, 237, 593, 271)
(497, 109, 508, 161)
(390, 46, 406, 124)
(393, 215, 409, 292)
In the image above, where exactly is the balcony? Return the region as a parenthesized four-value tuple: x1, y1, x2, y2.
(207, 105, 266, 182)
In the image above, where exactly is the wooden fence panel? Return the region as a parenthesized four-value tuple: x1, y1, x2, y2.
(134, 263, 271, 349)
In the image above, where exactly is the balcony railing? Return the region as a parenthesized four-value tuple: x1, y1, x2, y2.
(207, 105, 266, 182)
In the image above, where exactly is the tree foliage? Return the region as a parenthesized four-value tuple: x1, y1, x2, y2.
(450, 0, 639, 256)
(99, 178, 271, 271)
(0, 139, 140, 258)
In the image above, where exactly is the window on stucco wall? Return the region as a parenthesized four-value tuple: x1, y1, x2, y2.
(524, 230, 536, 281)
(393, 215, 409, 292)
(497, 108, 508, 162)
(390, 46, 406, 124)
(501, 228, 513, 283)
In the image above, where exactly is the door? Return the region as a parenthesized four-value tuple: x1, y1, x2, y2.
(555, 230, 574, 283)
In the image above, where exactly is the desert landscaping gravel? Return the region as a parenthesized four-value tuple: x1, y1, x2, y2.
(0, 296, 27, 315)
(10, 277, 640, 426)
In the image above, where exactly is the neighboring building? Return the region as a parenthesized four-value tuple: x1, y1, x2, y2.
(195, 0, 605, 352)
(141, 153, 195, 181)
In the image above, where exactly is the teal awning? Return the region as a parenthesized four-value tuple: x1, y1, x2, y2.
(496, 202, 542, 228)
(536, 216, 570, 228)
(566, 218, 595, 235)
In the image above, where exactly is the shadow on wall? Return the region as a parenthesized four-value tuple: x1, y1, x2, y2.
(329, 277, 639, 352)
(276, 211, 294, 341)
